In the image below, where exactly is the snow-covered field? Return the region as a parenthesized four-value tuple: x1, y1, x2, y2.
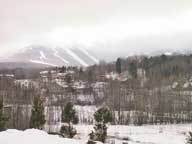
(75, 124, 192, 144)
(0, 124, 191, 144)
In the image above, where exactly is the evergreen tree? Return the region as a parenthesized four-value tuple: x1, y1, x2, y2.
(89, 107, 112, 143)
(186, 131, 192, 144)
(128, 62, 137, 79)
(30, 96, 46, 129)
(60, 102, 78, 138)
(65, 74, 72, 85)
(87, 70, 94, 83)
(0, 99, 8, 131)
(94, 107, 113, 124)
(60, 66, 66, 73)
(116, 58, 122, 74)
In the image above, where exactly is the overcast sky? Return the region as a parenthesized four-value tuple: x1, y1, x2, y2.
(1, 0, 192, 58)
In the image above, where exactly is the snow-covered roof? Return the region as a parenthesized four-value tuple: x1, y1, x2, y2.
(40, 71, 49, 74)
(0, 74, 14, 77)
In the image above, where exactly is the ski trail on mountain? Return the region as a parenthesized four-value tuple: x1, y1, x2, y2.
(40, 51, 47, 60)
(78, 47, 99, 64)
(52, 48, 69, 64)
(30, 60, 58, 67)
(65, 48, 88, 67)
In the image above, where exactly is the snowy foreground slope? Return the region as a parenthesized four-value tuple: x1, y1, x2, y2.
(0, 124, 191, 144)
(0, 129, 86, 144)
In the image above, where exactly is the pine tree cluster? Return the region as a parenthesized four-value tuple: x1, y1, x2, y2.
(0, 100, 8, 131)
(30, 96, 46, 129)
(89, 107, 112, 143)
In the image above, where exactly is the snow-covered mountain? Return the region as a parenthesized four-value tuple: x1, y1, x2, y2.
(2, 45, 99, 67)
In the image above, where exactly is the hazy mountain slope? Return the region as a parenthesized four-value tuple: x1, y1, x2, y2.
(1, 45, 99, 67)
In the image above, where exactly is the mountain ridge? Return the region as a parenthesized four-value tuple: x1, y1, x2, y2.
(0, 45, 99, 68)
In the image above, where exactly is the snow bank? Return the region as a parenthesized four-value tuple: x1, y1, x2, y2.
(0, 129, 84, 144)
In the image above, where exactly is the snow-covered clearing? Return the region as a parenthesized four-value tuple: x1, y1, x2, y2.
(0, 124, 191, 144)
(75, 124, 191, 144)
